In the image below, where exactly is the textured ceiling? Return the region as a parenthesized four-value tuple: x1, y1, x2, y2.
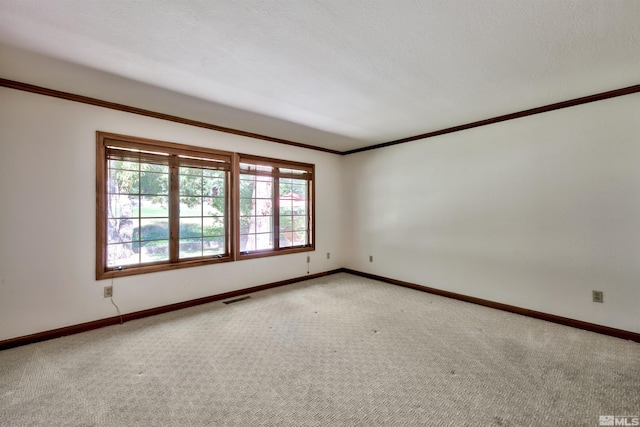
(1, 0, 639, 152)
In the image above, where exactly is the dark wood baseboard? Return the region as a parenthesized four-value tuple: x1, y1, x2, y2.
(343, 269, 640, 343)
(3, 267, 637, 350)
(0, 269, 344, 351)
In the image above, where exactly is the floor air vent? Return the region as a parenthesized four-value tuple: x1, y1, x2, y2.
(223, 296, 251, 305)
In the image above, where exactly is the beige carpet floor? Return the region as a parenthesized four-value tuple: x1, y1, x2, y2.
(1, 273, 638, 426)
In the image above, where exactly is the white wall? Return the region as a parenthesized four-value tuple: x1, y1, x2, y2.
(344, 93, 640, 334)
(2, 45, 638, 341)
(0, 87, 345, 341)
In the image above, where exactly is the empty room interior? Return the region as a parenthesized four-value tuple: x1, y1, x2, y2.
(1, 1, 639, 425)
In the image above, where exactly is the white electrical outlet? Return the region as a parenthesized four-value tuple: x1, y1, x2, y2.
(592, 290, 603, 303)
(104, 285, 113, 298)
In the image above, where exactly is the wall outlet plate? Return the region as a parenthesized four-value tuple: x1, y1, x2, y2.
(104, 285, 113, 298)
(592, 290, 603, 303)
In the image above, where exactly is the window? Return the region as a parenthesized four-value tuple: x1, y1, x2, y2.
(236, 155, 314, 259)
(96, 132, 232, 278)
(97, 133, 315, 279)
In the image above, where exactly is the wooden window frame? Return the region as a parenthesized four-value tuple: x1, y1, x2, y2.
(96, 132, 234, 279)
(97, 132, 316, 279)
(234, 154, 315, 260)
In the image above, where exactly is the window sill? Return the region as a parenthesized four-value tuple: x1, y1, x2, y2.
(97, 255, 234, 280)
(236, 245, 315, 261)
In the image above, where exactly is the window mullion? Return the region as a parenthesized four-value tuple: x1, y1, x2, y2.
(274, 175, 280, 251)
(307, 179, 312, 247)
(227, 168, 234, 257)
(169, 157, 180, 263)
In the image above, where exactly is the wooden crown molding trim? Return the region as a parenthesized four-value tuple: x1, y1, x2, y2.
(0, 269, 345, 351)
(0, 78, 341, 155)
(3, 77, 639, 157)
(2, 78, 638, 156)
(343, 84, 640, 155)
(343, 269, 640, 343)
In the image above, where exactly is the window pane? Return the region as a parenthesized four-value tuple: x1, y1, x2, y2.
(179, 237, 225, 259)
(107, 243, 140, 267)
(293, 231, 308, 246)
(254, 233, 273, 250)
(109, 168, 139, 194)
(140, 196, 169, 217)
(293, 183, 306, 197)
(180, 197, 202, 216)
(240, 198, 253, 214)
(293, 215, 307, 231)
(252, 216, 273, 232)
(255, 179, 271, 192)
(279, 205, 290, 216)
(180, 218, 202, 238)
(140, 240, 170, 263)
(255, 198, 273, 215)
(203, 216, 225, 237)
(107, 218, 136, 245)
(279, 177, 309, 248)
(239, 173, 274, 253)
(106, 154, 171, 268)
(178, 164, 227, 260)
(140, 219, 169, 241)
(241, 232, 273, 252)
(203, 236, 225, 256)
(203, 197, 225, 216)
(279, 232, 292, 248)
(280, 225, 307, 247)
(179, 166, 225, 217)
(241, 236, 255, 251)
(108, 195, 135, 219)
(107, 162, 143, 266)
(140, 171, 168, 195)
(179, 238, 202, 259)
(203, 177, 224, 197)
(179, 174, 203, 196)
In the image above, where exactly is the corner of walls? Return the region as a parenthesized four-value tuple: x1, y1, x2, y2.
(343, 93, 640, 335)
